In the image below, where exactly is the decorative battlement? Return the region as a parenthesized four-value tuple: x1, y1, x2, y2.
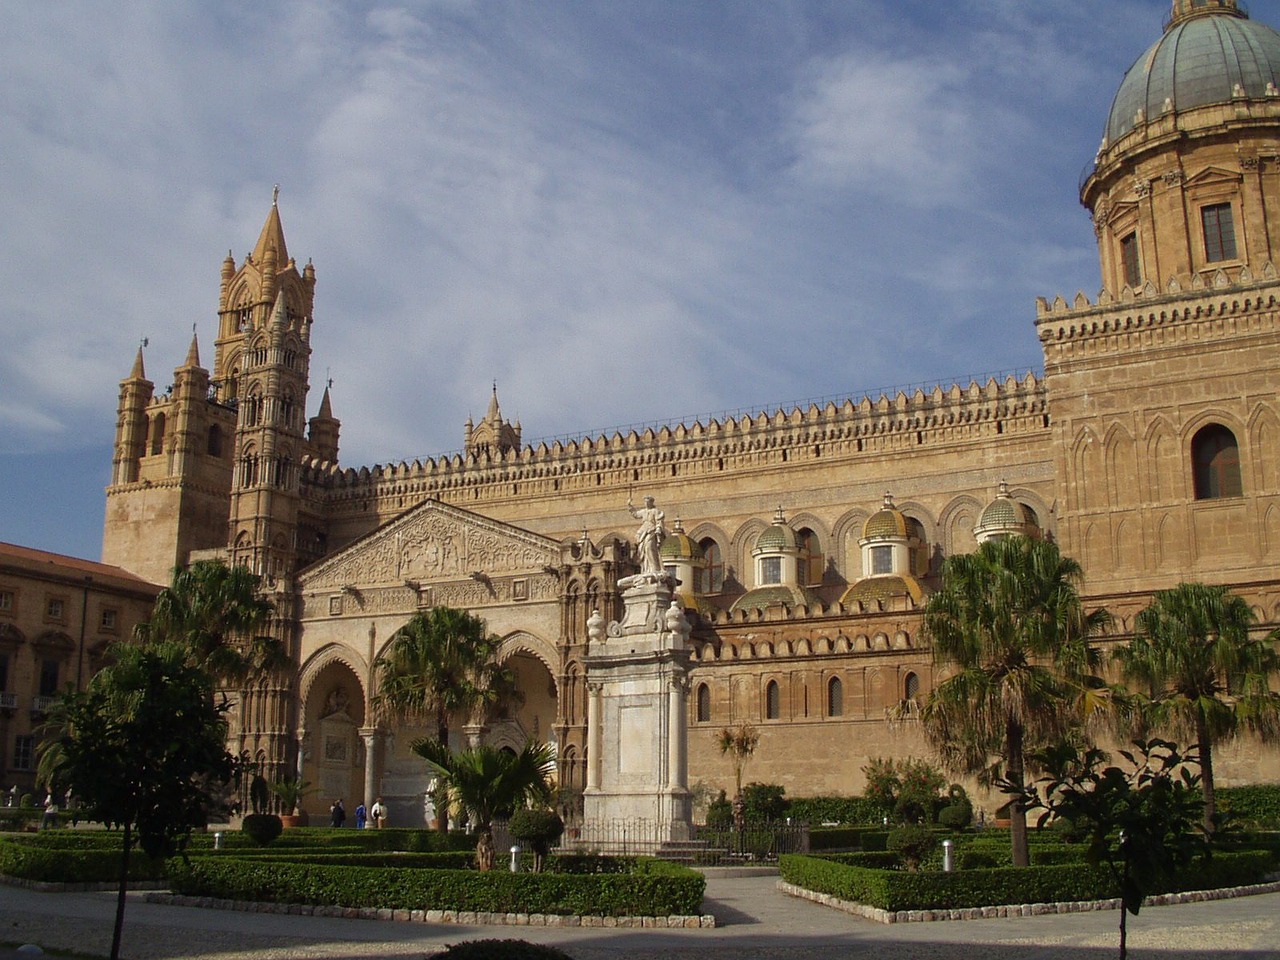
(299, 372, 1048, 509)
(1035, 267, 1280, 351)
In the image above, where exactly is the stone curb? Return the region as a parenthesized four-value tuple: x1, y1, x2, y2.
(145, 893, 716, 929)
(777, 877, 1280, 925)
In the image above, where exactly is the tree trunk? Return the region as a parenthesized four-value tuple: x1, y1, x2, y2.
(475, 827, 495, 872)
(1006, 719, 1030, 868)
(1196, 707, 1216, 835)
(111, 822, 132, 960)
(436, 711, 451, 834)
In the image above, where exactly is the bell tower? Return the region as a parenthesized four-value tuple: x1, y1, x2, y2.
(223, 193, 316, 582)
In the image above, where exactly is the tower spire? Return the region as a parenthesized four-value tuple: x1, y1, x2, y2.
(252, 188, 290, 266)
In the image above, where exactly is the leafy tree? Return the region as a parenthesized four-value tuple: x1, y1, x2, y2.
(135, 561, 283, 684)
(921, 535, 1109, 867)
(742, 782, 789, 823)
(508, 807, 565, 873)
(1114, 582, 1280, 832)
(412, 739, 555, 871)
(1024, 738, 1209, 960)
(38, 641, 235, 960)
(861, 757, 900, 821)
(886, 824, 938, 872)
(374, 607, 519, 832)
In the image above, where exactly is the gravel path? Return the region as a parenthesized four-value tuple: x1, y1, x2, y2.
(1, 875, 1278, 959)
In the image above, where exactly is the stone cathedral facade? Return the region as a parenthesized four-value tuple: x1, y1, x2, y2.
(102, 0, 1280, 823)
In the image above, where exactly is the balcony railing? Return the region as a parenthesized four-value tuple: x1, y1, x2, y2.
(31, 695, 58, 715)
(0, 692, 16, 712)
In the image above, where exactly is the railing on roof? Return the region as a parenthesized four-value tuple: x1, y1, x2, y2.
(1164, 0, 1248, 32)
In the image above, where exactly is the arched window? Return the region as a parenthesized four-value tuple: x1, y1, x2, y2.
(699, 538, 724, 593)
(904, 672, 920, 702)
(207, 424, 223, 457)
(696, 683, 711, 723)
(149, 412, 166, 455)
(1193, 424, 1242, 499)
(827, 676, 843, 718)
(798, 528, 823, 585)
(765, 680, 780, 720)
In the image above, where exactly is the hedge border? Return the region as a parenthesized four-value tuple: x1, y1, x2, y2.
(145, 892, 716, 928)
(778, 877, 1280, 924)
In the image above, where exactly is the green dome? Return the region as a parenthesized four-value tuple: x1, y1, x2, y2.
(862, 494, 909, 541)
(1105, 5, 1280, 144)
(840, 575, 924, 607)
(731, 584, 820, 614)
(974, 483, 1040, 540)
(660, 531, 703, 561)
(754, 507, 799, 554)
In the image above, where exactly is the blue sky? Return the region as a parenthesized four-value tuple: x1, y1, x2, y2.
(0, 0, 1187, 564)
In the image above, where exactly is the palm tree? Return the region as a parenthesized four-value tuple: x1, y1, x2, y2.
(372, 607, 519, 831)
(1114, 582, 1280, 832)
(921, 536, 1109, 867)
(135, 561, 282, 684)
(716, 722, 759, 831)
(412, 739, 555, 871)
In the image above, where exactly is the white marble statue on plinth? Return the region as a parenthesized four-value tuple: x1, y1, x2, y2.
(580, 495, 694, 852)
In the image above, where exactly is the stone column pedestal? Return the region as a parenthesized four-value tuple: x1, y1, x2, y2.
(581, 574, 693, 850)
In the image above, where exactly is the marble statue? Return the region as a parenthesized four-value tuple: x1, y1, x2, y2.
(627, 495, 666, 578)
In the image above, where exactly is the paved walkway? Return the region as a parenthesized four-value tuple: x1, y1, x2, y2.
(1, 874, 1278, 959)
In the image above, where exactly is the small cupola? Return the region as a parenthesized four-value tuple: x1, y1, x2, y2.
(973, 481, 1041, 544)
(659, 518, 705, 610)
(730, 507, 820, 614)
(839, 494, 926, 608)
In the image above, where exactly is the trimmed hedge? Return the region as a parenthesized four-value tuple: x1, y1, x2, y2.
(809, 828, 864, 851)
(1219, 786, 1280, 829)
(779, 850, 1276, 913)
(788, 796, 882, 826)
(167, 856, 705, 917)
(0, 838, 167, 884)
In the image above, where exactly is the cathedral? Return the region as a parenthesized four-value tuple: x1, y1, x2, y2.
(100, 0, 1280, 824)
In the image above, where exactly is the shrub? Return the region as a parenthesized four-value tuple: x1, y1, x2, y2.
(241, 813, 282, 846)
(938, 803, 972, 831)
(958, 850, 999, 870)
(508, 809, 564, 873)
(705, 790, 733, 829)
(742, 783, 789, 824)
(166, 855, 705, 917)
(1219, 786, 1280, 829)
(438, 940, 574, 960)
(886, 825, 937, 871)
(808, 827, 863, 851)
(788, 796, 883, 826)
(778, 850, 1275, 913)
(0, 836, 166, 883)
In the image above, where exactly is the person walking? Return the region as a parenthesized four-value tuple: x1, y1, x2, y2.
(354, 801, 367, 829)
(329, 798, 346, 828)
(370, 797, 386, 829)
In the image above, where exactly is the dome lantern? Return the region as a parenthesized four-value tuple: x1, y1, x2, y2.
(1168, 0, 1244, 29)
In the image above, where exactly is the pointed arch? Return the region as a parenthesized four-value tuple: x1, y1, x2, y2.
(1249, 406, 1280, 493)
(1072, 427, 1102, 512)
(1145, 418, 1177, 503)
(1104, 424, 1137, 508)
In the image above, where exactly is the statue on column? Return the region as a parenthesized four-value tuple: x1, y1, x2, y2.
(627, 495, 666, 579)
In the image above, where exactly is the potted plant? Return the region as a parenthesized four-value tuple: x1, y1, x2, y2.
(270, 776, 313, 827)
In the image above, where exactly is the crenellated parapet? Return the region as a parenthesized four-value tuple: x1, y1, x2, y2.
(302, 373, 1048, 519)
(1035, 267, 1280, 358)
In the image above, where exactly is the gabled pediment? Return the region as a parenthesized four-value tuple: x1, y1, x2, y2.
(300, 499, 562, 591)
(1184, 166, 1243, 188)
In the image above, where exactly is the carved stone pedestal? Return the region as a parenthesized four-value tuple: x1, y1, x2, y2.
(580, 574, 693, 851)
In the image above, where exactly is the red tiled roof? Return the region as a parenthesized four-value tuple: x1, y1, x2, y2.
(0, 541, 161, 591)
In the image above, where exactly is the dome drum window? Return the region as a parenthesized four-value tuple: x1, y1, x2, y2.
(1201, 203, 1238, 263)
